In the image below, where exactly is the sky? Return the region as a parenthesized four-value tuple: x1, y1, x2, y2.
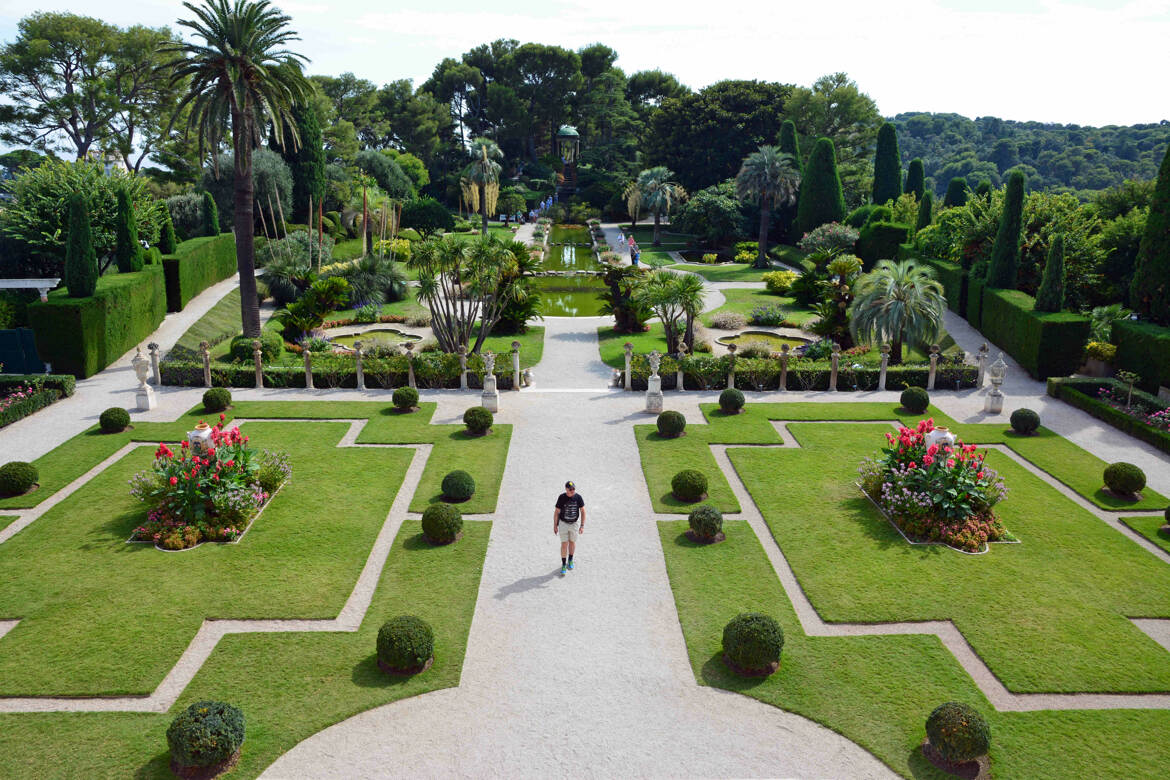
(1, 0, 1168, 127)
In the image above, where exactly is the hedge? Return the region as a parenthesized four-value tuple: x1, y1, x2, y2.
(965, 275, 986, 330)
(1047, 377, 1170, 455)
(916, 256, 967, 314)
(28, 265, 165, 378)
(856, 221, 910, 269)
(0, 373, 75, 428)
(979, 288, 1090, 380)
(163, 234, 237, 312)
(1111, 319, 1170, 393)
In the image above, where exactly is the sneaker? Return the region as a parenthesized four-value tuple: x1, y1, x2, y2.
(560, 565, 567, 576)
(567, 560, 575, 570)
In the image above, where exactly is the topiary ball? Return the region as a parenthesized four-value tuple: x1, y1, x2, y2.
(441, 470, 476, 502)
(202, 387, 232, 413)
(671, 469, 708, 502)
(925, 702, 991, 762)
(1010, 407, 1040, 435)
(229, 330, 283, 363)
(99, 407, 130, 433)
(900, 386, 930, 414)
(688, 504, 723, 540)
(656, 410, 686, 437)
(393, 386, 419, 411)
(718, 388, 745, 413)
(421, 503, 463, 544)
(463, 406, 493, 435)
(166, 700, 245, 770)
(0, 461, 38, 497)
(1104, 462, 1146, 496)
(1164, 505, 1170, 524)
(377, 615, 434, 674)
(722, 612, 784, 676)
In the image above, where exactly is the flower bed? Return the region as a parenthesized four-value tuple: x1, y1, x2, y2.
(1095, 383, 1170, 431)
(0, 374, 74, 428)
(129, 417, 290, 550)
(1047, 377, 1170, 455)
(858, 419, 1011, 553)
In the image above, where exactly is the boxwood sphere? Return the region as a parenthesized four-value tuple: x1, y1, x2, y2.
(377, 615, 434, 672)
(722, 612, 784, 674)
(1010, 407, 1040, 434)
(0, 461, 38, 497)
(671, 469, 708, 502)
(166, 700, 245, 768)
(421, 503, 463, 544)
(229, 330, 283, 363)
(202, 387, 232, 413)
(656, 410, 686, 437)
(392, 386, 419, 411)
(1104, 462, 1146, 495)
(463, 406, 493, 435)
(441, 470, 476, 502)
(688, 504, 723, 539)
(719, 388, 745, 413)
(900, 386, 930, 414)
(925, 701, 991, 762)
(99, 407, 130, 433)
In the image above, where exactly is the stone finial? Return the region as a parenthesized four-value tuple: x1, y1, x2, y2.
(831, 342, 841, 354)
(780, 344, 790, 355)
(512, 340, 521, 351)
(727, 343, 737, 354)
(648, 350, 662, 378)
(880, 344, 890, 355)
(482, 350, 495, 374)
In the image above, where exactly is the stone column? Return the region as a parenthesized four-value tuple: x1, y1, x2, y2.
(623, 343, 633, 391)
(829, 342, 841, 391)
(354, 341, 366, 391)
(200, 341, 211, 388)
(481, 351, 500, 412)
(512, 341, 521, 390)
(645, 350, 664, 413)
(976, 343, 990, 388)
(726, 343, 737, 390)
(676, 344, 687, 392)
(458, 345, 469, 390)
(405, 342, 416, 389)
(928, 345, 941, 390)
(147, 342, 161, 386)
(252, 339, 264, 390)
(304, 349, 314, 389)
(878, 344, 891, 391)
(779, 344, 789, 391)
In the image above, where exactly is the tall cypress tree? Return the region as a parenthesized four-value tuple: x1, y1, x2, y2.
(1130, 144, 1170, 324)
(915, 191, 933, 233)
(944, 177, 969, 208)
(64, 194, 98, 298)
(904, 158, 925, 200)
(975, 179, 993, 201)
(1035, 234, 1066, 312)
(778, 120, 802, 172)
(276, 102, 326, 223)
(796, 138, 846, 235)
(987, 170, 1026, 289)
(872, 122, 902, 205)
(777, 119, 802, 240)
(201, 191, 219, 237)
(160, 210, 178, 254)
(114, 189, 142, 273)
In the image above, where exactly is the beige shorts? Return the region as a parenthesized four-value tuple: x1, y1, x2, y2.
(558, 522, 579, 542)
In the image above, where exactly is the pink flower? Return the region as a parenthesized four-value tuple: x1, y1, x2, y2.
(926, 444, 939, 456)
(946, 459, 955, 468)
(977, 471, 984, 479)
(908, 461, 917, 469)
(169, 476, 178, 486)
(923, 455, 935, 466)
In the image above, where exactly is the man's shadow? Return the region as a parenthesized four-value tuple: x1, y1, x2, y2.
(494, 568, 563, 599)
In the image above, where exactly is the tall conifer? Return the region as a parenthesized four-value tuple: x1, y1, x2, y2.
(796, 138, 846, 235)
(1130, 144, 1170, 323)
(904, 158, 925, 200)
(1035, 234, 1066, 312)
(114, 189, 142, 272)
(944, 177, 968, 208)
(916, 191, 933, 233)
(201, 191, 219, 237)
(987, 171, 1026, 289)
(872, 122, 902, 205)
(64, 194, 98, 298)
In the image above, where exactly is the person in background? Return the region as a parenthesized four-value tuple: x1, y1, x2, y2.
(553, 480, 585, 576)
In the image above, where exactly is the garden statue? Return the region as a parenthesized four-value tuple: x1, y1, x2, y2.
(132, 346, 156, 411)
(985, 353, 1008, 414)
(646, 350, 664, 413)
(482, 350, 500, 413)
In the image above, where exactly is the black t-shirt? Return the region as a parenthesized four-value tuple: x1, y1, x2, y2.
(556, 492, 585, 522)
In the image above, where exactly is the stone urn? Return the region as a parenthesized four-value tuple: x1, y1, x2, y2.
(924, 427, 956, 449)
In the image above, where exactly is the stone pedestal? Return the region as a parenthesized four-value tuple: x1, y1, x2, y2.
(147, 342, 161, 385)
(878, 344, 890, 391)
(136, 384, 156, 411)
(482, 374, 500, 413)
(645, 375, 663, 413)
(984, 388, 1004, 414)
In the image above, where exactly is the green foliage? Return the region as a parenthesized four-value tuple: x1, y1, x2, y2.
(718, 388, 745, 412)
(202, 387, 232, 413)
(203, 150, 291, 233)
(392, 386, 419, 410)
(1034, 234, 1065, 312)
(463, 406, 493, 434)
(163, 234, 237, 312)
(421, 503, 463, 544)
(915, 191, 933, 232)
(796, 138, 846, 235)
(1099, 206, 1146, 305)
(1111, 319, 1170, 392)
(0, 461, 38, 497)
(657, 410, 687, 437)
(98, 407, 130, 433)
(1048, 377, 1170, 456)
(850, 260, 946, 364)
(980, 288, 1090, 379)
(113, 189, 142, 273)
(672, 181, 748, 247)
(200, 192, 219, 237)
(63, 193, 97, 298)
(1104, 462, 1147, 496)
(900, 386, 930, 413)
(159, 210, 178, 254)
(721, 612, 784, 674)
(376, 615, 435, 671)
(904, 158, 925, 200)
(355, 149, 413, 200)
(166, 701, 245, 769)
(856, 221, 910, 269)
(845, 205, 874, 228)
(943, 177, 969, 208)
(687, 504, 723, 539)
(400, 198, 455, 239)
(277, 102, 327, 222)
(441, 470, 476, 502)
(872, 123, 903, 206)
(925, 702, 990, 762)
(761, 270, 798, 294)
(987, 171, 1025, 288)
(1130, 144, 1170, 323)
(229, 330, 283, 364)
(1010, 408, 1040, 435)
(864, 205, 893, 226)
(671, 468, 708, 502)
(276, 276, 350, 336)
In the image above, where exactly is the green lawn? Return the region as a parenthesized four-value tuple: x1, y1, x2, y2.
(1123, 515, 1170, 554)
(0, 516, 18, 534)
(326, 289, 428, 322)
(667, 263, 768, 282)
(620, 225, 692, 246)
(170, 287, 242, 358)
(701, 288, 817, 328)
(598, 323, 678, 369)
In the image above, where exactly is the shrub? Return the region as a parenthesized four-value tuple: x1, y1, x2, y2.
(749, 304, 789, 326)
(797, 222, 859, 254)
(1083, 341, 1117, 363)
(63, 193, 98, 298)
(980, 288, 1090, 380)
(1010, 408, 1040, 434)
(376, 615, 434, 673)
(701, 253, 718, 264)
(761, 270, 798, 294)
(0, 461, 38, 496)
(463, 406, 493, 435)
(163, 233, 238, 312)
(796, 138, 846, 234)
(722, 612, 784, 675)
(159, 210, 178, 254)
(1103, 462, 1146, 495)
(925, 702, 990, 762)
(734, 250, 755, 263)
(735, 340, 773, 359)
(688, 504, 723, 540)
(856, 221, 911, 268)
(421, 503, 462, 544)
(710, 311, 747, 330)
(99, 407, 130, 433)
(656, 410, 686, 437)
(167, 192, 203, 241)
(671, 469, 708, 502)
(166, 700, 245, 769)
(229, 330, 283, 364)
(202, 387, 232, 412)
(393, 386, 419, 411)
(441, 470, 476, 502)
(719, 388, 745, 413)
(900, 386, 930, 413)
(845, 205, 875, 229)
(1165, 505, 1170, 523)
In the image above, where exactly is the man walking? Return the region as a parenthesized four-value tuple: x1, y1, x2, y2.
(554, 481, 585, 575)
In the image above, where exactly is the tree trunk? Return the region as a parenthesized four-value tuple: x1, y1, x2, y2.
(232, 109, 262, 339)
(891, 338, 903, 366)
(684, 314, 695, 351)
(653, 212, 661, 246)
(479, 181, 488, 236)
(755, 198, 770, 269)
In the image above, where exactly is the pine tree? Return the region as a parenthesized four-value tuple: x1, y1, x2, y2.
(1130, 144, 1170, 323)
(916, 191, 933, 233)
(160, 210, 178, 254)
(987, 171, 1026, 289)
(944, 177, 968, 208)
(904, 158, 925, 200)
(778, 120, 802, 172)
(201, 191, 219, 237)
(114, 189, 143, 273)
(276, 102, 326, 223)
(872, 122, 902, 205)
(1035, 234, 1066, 312)
(777, 119, 802, 239)
(796, 138, 846, 235)
(64, 193, 98, 298)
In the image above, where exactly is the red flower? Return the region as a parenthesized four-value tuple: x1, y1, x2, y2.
(923, 455, 935, 466)
(169, 476, 178, 486)
(225, 459, 235, 468)
(219, 413, 226, 422)
(926, 444, 939, 456)
(181, 440, 189, 448)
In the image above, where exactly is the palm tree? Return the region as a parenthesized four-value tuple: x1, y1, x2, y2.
(632, 270, 687, 354)
(464, 137, 503, 236)
(636, 166, 687, 247)
(166, 0, 311, 338)
(674, 273, 706, 352)
(849, 260, 946, 365)
(736, 146, 800, 269)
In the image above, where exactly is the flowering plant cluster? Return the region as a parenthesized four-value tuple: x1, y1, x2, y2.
(129, 416, 287, 550)
(1096, 386, 1170, 431)
(0, 383, 39, 414)
(858, 418, 1009, 553)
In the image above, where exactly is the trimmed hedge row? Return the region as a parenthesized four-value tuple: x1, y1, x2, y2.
(28, 265, 166, 378)
(163, 234, 237, 312)
(1112, 320, 1170, 393)
(980, 288, 1090, 380)
(965, 275, 986, 331)
(916, 256, 967, 313)
(1047, 377, 1170, 455)
(0, 373, 75, 397)
(0, 388, 61, 428)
